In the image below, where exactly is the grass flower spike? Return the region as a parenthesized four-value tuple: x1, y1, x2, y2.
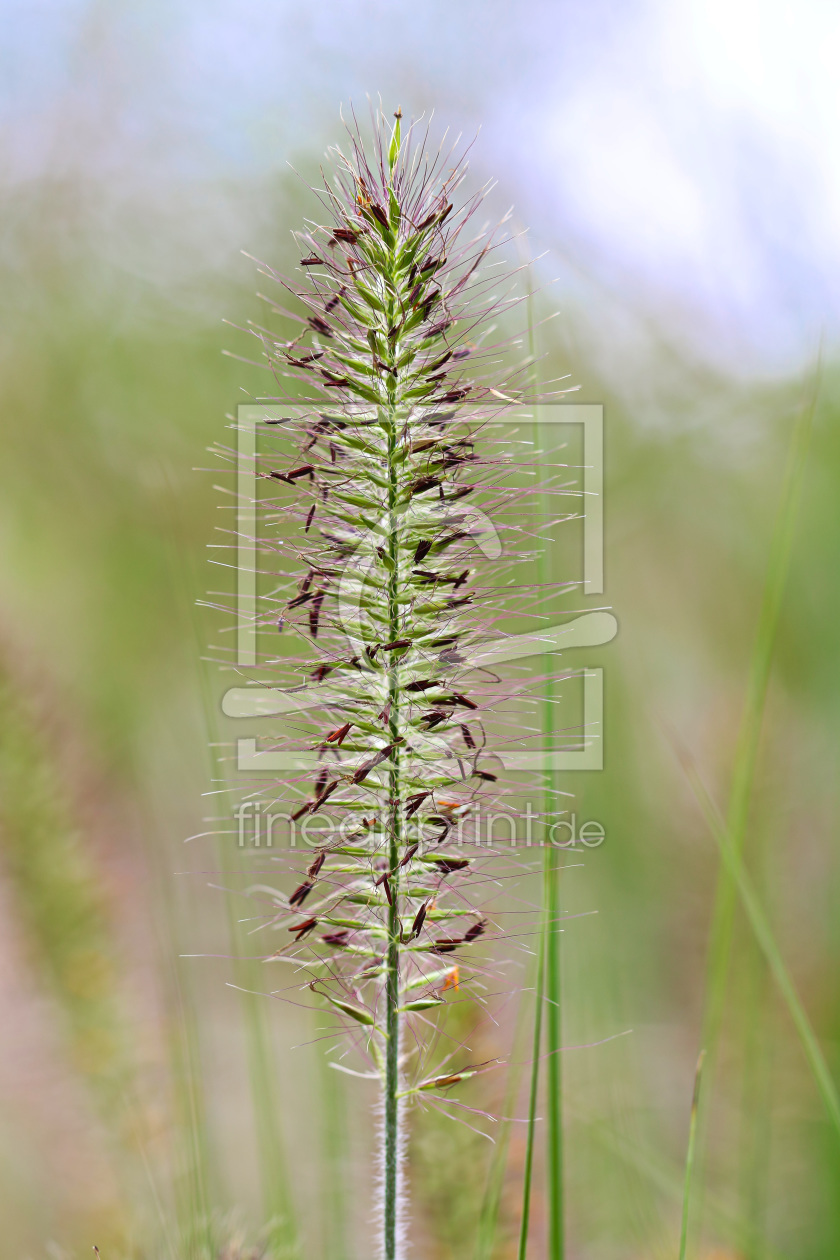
(244, 105, 522, 1260)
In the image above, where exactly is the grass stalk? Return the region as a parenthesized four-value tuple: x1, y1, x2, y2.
(384, 405, 404, 1260)
(169, 966, 218, 1260)
(195, 640, 299, 1257)
(683, 760, 840, 1141)
(678, 1050, 706, 1260)
(544, 843, 564, 1259)
(474, 955, 539, 1260)
(215, 825, 299, 1257)
(563, 1101, 793, 1260)
(738, 939, 773, 1260)
(695, 383, 816, 1072)
(234, 964, 299, 1258)
(524, 249, 565, 1259)
(687, 380, 818, 1249)
(517, 909, 547, 1260)
(319, 1048, 351, 1260)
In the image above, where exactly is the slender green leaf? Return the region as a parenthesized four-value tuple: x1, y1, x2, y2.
(684, 761, 840, 1142)
(474, 965, 537, 1260)
(524, 245, 565, 1260)
(678, 1050, 706, 1260)
(688, 375, 819, 1249)
(517, 918, 547, 1260)
(698, 379, 818, 1069)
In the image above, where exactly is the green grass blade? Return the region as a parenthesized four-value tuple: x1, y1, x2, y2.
(698, 381, 817, 1062)
(688, 379, 818, 1247)
(738, 942, 774, 1260)
(210, 792, 299, 1257)
(474, 968, 535, 1260)
(684, 760, 840, 1141)
(522, 241, 566, 1260)
(563, 1101, 792, 1260)
(191, 590, 300, 1259)
(678, 1050, 706, 1260)
(517, 914, 547, 1260)
(230, 948, 300, 1259)
(167, 960, 218, 1260)
(544, 845, 564, 1260)
(153, 834, 219, 1260)
(319, 1049, 351, 1260)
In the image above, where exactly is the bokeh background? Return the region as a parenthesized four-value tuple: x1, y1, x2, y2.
(1, 2, 839, 1258)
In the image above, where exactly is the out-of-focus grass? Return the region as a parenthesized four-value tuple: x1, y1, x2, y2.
(220, 848, 300, 1260)
(685, 762, 840, 1140)
(0, 663, 129, 1112)
(1, 145, 839, 1260)
(693, 378, 819, 1183)
(0, 659, 137, 1254)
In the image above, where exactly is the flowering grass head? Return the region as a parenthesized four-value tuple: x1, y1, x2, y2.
(241, 104, 527, 1260)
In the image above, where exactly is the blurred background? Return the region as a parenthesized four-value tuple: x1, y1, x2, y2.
(1, 1, 839, 1257)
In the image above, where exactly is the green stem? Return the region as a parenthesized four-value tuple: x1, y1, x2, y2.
(678, 1050, 706, 1260)
(685, 762, 840, 1141)
(545, 844, 564, 1259)
(699, 389, 815, 1059)
(518, 905, 547, 1260)
(474, 958, 537, 1260)
(738, 941, 773, 1260)
(197, 657, 297, 1258)
(524, 249, 564, 1259)
(320, 1048, 350, 1260)
(690, 381, 818, 1242)
(384, 403, 402, 1260)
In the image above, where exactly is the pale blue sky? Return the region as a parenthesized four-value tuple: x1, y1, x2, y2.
(3, 0, 837, 377)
